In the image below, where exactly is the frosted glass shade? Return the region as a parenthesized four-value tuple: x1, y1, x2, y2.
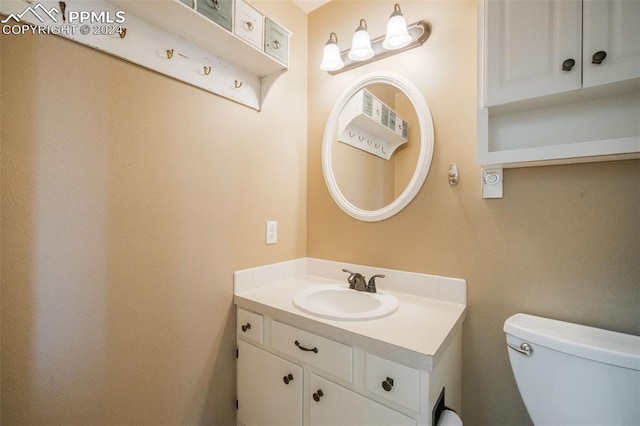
(383, 11, 411, 50)
(320, 34, 344, 71)
(348, 27, 374, 61)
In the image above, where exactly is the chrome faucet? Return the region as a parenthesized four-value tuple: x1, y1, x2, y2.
(342, 269, 385, 293)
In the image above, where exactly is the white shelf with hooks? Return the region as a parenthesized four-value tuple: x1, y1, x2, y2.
(0, 0, 291, 110)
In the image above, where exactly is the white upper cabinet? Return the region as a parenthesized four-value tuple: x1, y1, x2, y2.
(483, 0, 640, 106)
(484, 0, 582, 106)
(582, 0, 640, 88)
(478, 0, 640, 168)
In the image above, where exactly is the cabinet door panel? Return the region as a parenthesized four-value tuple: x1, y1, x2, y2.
(237, 341, 302, 426)
(484, 0, 582, 106)
(583, 0, 640, 87)
(309, 374, 416, 426)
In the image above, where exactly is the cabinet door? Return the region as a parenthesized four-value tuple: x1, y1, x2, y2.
(309, 374, 416, 426)
(237, 340, 303, 426)
(583, 0, 640, 88)
(483, 0, 582, 106)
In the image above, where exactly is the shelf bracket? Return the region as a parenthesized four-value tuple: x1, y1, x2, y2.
(481, 168, 503, 199)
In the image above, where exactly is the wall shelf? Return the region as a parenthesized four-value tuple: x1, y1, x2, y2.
(0, 0, 291, 110)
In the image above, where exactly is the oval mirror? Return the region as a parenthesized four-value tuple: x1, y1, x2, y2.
(322, 72, 434, 221)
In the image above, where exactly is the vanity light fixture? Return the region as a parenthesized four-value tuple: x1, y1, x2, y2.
(320, 3, 431, 75)
(320, 32, 345, 72)
(348, 19, 374, 61)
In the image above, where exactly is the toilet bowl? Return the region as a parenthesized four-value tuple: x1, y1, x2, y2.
(504, 313, 640, 425)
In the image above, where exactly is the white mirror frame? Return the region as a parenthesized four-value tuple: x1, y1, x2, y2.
(322, 72, 434, 221)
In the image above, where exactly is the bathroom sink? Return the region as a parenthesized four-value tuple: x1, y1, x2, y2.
(292, 284, 398, 321)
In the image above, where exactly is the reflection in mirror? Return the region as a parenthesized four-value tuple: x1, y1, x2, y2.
(322, 72, 433, 222)
(332, 83, 419, 211)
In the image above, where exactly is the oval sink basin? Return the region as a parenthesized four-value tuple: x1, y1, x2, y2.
(292, 284, 398, 321)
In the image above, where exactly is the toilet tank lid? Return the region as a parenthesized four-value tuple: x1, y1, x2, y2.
(504, 313, 640, 371)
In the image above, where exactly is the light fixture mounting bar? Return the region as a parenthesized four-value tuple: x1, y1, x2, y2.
(328, 21, 431, 75)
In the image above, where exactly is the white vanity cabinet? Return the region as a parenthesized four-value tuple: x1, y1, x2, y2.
(478, 0, 640, 168)
(236, 307, 462, 426)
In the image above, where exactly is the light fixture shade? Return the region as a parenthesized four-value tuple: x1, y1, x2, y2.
(383, 4, 412, 50)
(348, 19, 374, 61)
(320, 32, 344, 71)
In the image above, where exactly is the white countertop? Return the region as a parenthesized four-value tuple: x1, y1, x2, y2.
(234, 275, 467, 370)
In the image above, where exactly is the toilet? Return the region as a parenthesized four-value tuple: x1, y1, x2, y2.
(504, 313, 640, 425)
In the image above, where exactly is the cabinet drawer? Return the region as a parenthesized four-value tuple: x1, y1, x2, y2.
(233, 0, 263, 49)
(365, 353, 420, 411)
(197, 0, 233, 32)
(264, 17, 290, 66)
(237, 308, 263, 344)
(271, 321, 352, 382)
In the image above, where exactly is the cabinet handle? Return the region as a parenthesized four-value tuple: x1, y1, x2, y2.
(312, 389, 324, 402)
(244, 21, 253, 31)
(561, 58, 575, 71)
(294, 340, 318, 353)
(283, 373, 294, 384)
(592, 50, 607, 64)
(211, 0, 221, 10)
(381, 377, 394, 392)
(272, 39, 281, 50)
(241, 323, 251, 332)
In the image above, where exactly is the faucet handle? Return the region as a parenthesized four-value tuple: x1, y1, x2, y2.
(342, 269, 357, 289)
(366, 274, 385, 293)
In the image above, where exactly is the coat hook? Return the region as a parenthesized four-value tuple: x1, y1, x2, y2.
(166, 49, 174, 59)
(203, 66, 212, 75)
(58, 1, 66, 22)
(119, 27, 127, 39)
(448, 163, 460, 186)
(234, 80, 243, 88)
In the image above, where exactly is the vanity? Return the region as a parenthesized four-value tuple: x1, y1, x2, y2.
(234, 258, 466, 426)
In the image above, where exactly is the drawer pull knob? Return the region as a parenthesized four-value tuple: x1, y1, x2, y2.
(241, 323, 251, 332)
(382, 377, 394, 392)
(312, 389, 324, 402)
(272, 39, 281, 50)
(294, 340, 318, 353)
(244, 21, 253, 31)
(283, 373, 294, 384)
(561, 58, 575, 71)
(592, 50, 607, 64)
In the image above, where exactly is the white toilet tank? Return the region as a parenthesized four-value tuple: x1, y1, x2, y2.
(504, 313, 640, 425)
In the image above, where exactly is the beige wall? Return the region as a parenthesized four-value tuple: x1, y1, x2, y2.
(307, 1, 640, 425)
(0, 1, 307, 423)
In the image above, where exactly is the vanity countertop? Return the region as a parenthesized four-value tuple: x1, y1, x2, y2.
(234, 275, 467, 370)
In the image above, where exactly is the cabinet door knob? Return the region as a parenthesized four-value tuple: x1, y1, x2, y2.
(241, 323, 251, 332)
(561, 58, 575, 71)
(312, 389, 324, 402)
(283, 373, 294, 384)
(381, 377, 394, 392)
(592, 50, 607, 64)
